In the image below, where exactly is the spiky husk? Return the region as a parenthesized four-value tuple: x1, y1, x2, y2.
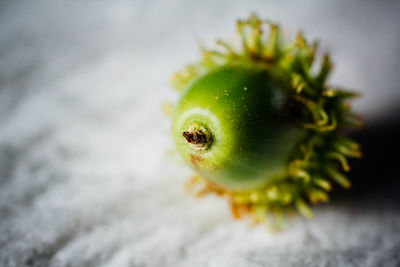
(171, 14, 361, 229)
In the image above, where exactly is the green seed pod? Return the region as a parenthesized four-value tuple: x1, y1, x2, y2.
(170, 14, 361, 227)
(173, 65, 304, 190)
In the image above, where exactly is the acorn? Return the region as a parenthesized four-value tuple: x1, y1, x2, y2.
(170, 14, 361, 227)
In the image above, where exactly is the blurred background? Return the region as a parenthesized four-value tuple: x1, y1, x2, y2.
(0, 0, 399, 266)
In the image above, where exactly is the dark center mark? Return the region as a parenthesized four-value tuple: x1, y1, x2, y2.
(183, 131, 208, 145)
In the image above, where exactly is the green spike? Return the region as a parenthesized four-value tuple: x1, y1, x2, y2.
(325, 165, 351, 188)
(295, 198, 313, 218)
(316, 53, 332, 85)
(263, 24, 279, 60)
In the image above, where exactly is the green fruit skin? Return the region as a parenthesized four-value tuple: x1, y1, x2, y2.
(172, 64, 305, 191)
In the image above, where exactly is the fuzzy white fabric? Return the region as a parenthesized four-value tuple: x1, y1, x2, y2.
(1, 1, 400, 266)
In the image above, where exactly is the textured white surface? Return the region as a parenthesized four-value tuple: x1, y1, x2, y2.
(0, 1, 400, 266)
